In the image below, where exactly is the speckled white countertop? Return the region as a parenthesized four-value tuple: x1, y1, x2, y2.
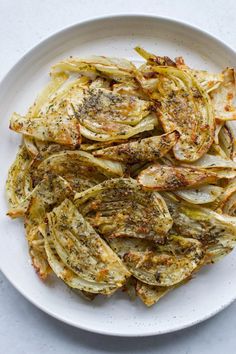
(1, 1, 236, 353)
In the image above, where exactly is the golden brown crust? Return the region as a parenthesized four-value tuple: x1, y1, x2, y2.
(93, 130, 180, 163)
(138, 165, 218, 191)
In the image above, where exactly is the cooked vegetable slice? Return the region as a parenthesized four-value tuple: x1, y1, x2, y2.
(218, 127, 233, 158)
(75, 178, 172, 242)
(191, 153, 236, 175)
(24, 72, 69, 157)
(71, 87, 156, 141)
(93, 130, 179, 163)
(26, 200, 51, 280)
(135, 47, 215, 161)
(123, 236, 203, 286)
(136, 281, 172, 307)
(37, 150, 124, 177)
(34, 150, 124, 192)
(38, 77, 89, 119)
(210, 68, 236, 121)
(27, 78, 88, 155)
(217, 178, 236, 216)
(189, 153, 236, 178)
(44, 236, 114, 294)
(163, 151, 236, 178)
(175, 185, 223, 204)
(165, 195, 236, 262)
(6, 145, 32, 207)
(138, 165, 218, 191)
(75, 88, 151, 126)
(45, 199, 130, 294)
(10, 113, 81, 147)
(23, 175, 73, 279)
(175, 56, 223, 93)
(7, 175, 73, 218)
(27, 73, 69, 118)
(79, 113, 157, 142)
(219, 124, 236, 159)
(51, 56, 136, 83)
(136, 277, 191, 307)
(108, 235, 203, 286)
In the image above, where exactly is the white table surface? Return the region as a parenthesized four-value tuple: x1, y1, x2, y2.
(0, 0, 236, 353)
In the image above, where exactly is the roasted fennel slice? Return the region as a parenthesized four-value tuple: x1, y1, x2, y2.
(136, 277, 191, 307)
(137, 165, 218, 191)
(37, 76, 89, 119)
(217, 178, 236, 216)
(6, 145, 33, 207)
(23, 175, 73, 279)
(51, 55, 137, 83)
(10, 113, 81, 147)
(218, 124, 236, 160)
(24, 72, 69, 157)
(165, 194, 236, 263)
(13, 76, 87, 152)
(79, 113, 157, 142)
(25, 139, 74, 160)
(190, 153, 236, 178)
(74, 178, 172, 242)
(7, 174, 73, 218)
(24, 76, 88, 156)
(210, 68, 236, 121)
(72, 88, 157, 141)
(175, 185, 223, 205)
(26, 72, 69, 119)
(93, 130, 179, 163)
(45, 199, 130, 294)
(136, 281, 173, 307)
(175, 56, 223, 93)
(108, 235, 203, 286)
(35, 150, 124, 192)
(25, 199, 51, 280)
(135, 47, 214, 162)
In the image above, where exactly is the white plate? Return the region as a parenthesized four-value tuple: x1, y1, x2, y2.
(0, 15, 236, 337)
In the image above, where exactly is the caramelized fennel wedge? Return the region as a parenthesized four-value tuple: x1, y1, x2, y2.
(10, 113, 81, 147)
(210, 68, 236, 121)
(93, 130, 180, 163)
(6, 145, 32, 207)
(164, 194, 236, 263)
(74, 178, 172, 242)
(135, 47, 215, 162)
(138, 165, 218, 191)
(45, 199, 130, 294)
(108, 236, 203, 287)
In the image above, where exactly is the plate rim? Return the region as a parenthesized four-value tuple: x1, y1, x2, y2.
(1, 13, 236, 337)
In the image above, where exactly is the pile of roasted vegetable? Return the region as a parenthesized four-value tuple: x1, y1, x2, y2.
(6, 47, 236, 306)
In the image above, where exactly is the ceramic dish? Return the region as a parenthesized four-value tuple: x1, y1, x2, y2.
(0, 15, 236, 336)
